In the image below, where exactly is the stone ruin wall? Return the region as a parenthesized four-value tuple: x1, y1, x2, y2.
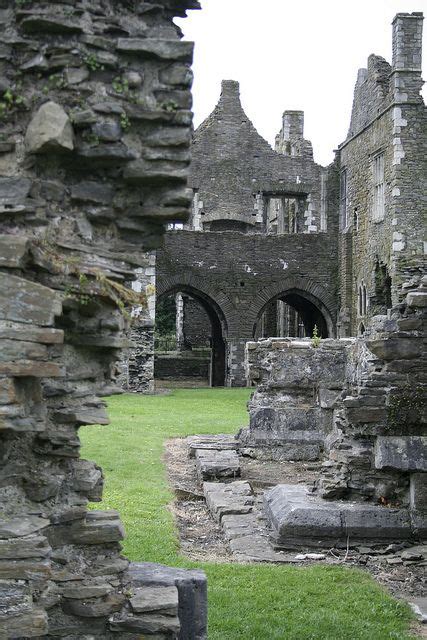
(156, 229, 338, 386)
(245, 277, 426, 540)
(0, 1, 207, 638)
(243, 12, 426, 543)
(338, 13, 426, 336)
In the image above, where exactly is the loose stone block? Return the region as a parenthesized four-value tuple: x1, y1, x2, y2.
(204, 481, 254, 522)
(116, 38, 194, 62)
(410, 473, 427, 513)
(0, 273, 62, 326)
(25, 101, 74, 154)
(127, 562, 208, 640)
(0, 516, 50, 539)
(195, 449, 240, 481)
(0, 236, 28, 268)
(130, 585, 179, 615)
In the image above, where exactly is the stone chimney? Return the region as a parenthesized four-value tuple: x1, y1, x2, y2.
(281, 110, 304, 142)
(275, 110, 313, 159)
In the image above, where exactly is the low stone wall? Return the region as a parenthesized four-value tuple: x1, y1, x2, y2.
(155, 353, 210, 381)
(241, 338, 351, 460)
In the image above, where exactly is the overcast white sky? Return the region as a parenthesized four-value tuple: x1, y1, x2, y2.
(176, 0, 426, 166)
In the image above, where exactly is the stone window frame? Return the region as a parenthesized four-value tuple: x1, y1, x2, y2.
(371, 150, 385, 223)
(340, 168, 349, 230)
(358, 281, 368, 316)
(262, 192, 308, 235)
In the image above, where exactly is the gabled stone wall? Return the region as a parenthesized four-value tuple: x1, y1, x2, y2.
(0, 1, 207, 638)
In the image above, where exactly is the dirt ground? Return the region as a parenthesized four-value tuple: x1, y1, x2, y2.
(164, 437, 427, 617)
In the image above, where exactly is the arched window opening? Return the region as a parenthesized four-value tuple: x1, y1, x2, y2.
(254, 291, 329, 340)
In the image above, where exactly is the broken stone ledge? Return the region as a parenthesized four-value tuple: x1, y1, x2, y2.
(264, 484, 422, 549)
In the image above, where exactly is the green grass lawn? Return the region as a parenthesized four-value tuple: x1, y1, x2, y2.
(81, 388, 416, 640)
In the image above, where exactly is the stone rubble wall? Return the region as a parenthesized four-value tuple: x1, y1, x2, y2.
(0, 1, 206, 638)
(241, 338, 351, 460)
(319, 276, 426, 520)
(244, 277, 426, 538)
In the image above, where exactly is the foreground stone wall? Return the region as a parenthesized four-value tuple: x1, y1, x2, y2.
(0, 1, 207, 638)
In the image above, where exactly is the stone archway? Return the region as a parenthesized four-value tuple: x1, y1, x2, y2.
(157, 285, 228, 387)
(251, 278, 336, 339)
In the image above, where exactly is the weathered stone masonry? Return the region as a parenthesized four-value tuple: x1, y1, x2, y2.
(0, 1, 207, 639)
(156, 79, 339, 386)
(244, 13, 426, 546)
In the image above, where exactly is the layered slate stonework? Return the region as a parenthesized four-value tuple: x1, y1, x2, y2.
(0, 1, 207, 638)
(259, 274, 426, 546)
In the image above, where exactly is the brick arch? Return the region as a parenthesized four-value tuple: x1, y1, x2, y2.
(156, 272, 240, 336)
(249, 277, 337, 337)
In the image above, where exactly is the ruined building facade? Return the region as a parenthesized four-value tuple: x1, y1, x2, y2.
(242, 13, 426, 545)
(0, 1, 207, 638)
(154, 12, 426, 390)
(156, 80, 338, 386)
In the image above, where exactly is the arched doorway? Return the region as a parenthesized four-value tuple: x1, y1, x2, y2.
(156, 286, 227, 387)
(254, 288, 331, 339)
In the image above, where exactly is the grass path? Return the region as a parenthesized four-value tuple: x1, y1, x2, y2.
(81, 388, 416, 640)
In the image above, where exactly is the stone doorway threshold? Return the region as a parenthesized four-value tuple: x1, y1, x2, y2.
(164, 436, 427, 629)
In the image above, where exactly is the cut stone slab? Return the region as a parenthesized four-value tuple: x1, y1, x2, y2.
(0, 235, 28, 268)
(187, 434, 238, 458)
(195, 449, 240, 481)
(229, 533, 293, 563)
(25, 101, 74, 154)
(0, 516, 50, 539)
(264, 484, 413, 548)
(375, 436, 427, 472)
(204, 481, 253, 523)
(130, 585, 178, 615)
(126, 562, 207, 640)
(0, 272, 62, 326)
(0, 608, 48, 638)
(221, 513, 259, 540)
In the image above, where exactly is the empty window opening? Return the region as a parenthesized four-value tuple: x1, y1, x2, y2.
(254, 293, 328, 340)
(372, 152, 385, 222)
(264, 195, 307, 235)
(340, 169, 348, 229)
(372, 261, 392, 313)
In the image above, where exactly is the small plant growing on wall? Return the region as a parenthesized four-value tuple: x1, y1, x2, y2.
(311, 324, 321, 348)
